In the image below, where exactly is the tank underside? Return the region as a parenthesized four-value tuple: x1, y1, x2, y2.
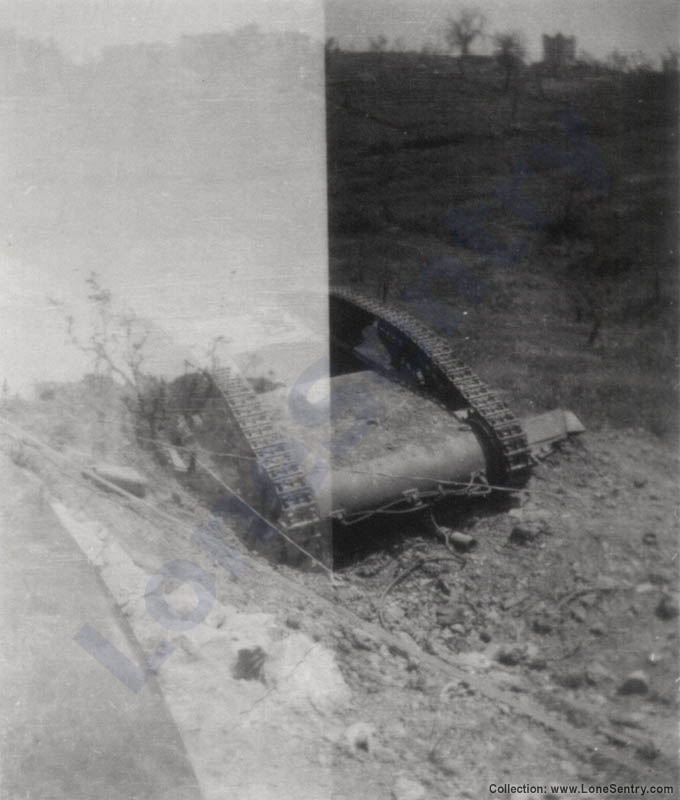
(156, 286, 585, 565)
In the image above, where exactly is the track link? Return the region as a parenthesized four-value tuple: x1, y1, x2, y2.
(210, 366, 326, 559)
(330, 286, 532, 483)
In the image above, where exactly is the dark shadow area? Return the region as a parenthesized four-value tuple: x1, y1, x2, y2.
(332, 489, 516, 569)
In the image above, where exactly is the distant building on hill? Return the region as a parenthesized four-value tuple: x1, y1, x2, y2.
(662, 50, 679, 73)
(542, 33, 576, 76)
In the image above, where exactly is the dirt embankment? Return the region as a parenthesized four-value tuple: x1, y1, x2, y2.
(1, 386, 677, 799)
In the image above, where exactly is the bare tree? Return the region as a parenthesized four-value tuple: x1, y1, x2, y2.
(369, 34, 389, 53)
(493, 30, 526, 92)
(606, 48, 630, 72)
(445, 7, 487, 62)
(662, 47, 679, 73)
(325, 37, 340, 54)
(49, 273, 168, 441)
(628, 50, 653, 73)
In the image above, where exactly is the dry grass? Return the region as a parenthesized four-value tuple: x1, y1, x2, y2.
(328, 59, 678, 440)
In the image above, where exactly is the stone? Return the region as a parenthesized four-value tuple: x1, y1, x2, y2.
(445, 530, 477, 551)
(384, 602, 406, 622)
(457, 651, 492, 672)
(344, 722, 376, 754)
(264, 633, 351, 712)
(429, 748, 459, 776)
(525, 643, 546, 671)
(493, 644, 522, 667)
(349, 628, 378, 651)
(374, 745, 399, 763)
(89, 463, 148, 498)
(586, 662, 614, 686)
(392, 775, 427, 800)
(508, 506, 552, 544)
(510, 505, 551, 524)
(560, 760, 579, 777)
(436, 603, 465, 627)
(509, 524, 539, 544)
(655, 594, 679, 620)
(633, 477, 647, 489)
(636, 741, 660, 762)
(648, 568, 674, 585)
(232, 647, 267, 682)
(618, 670, 649, 696)
(532, 613, 555, 635)
(558, 671, 586, 690)
(589, 622, 606, 636)
(165, 445, 188, 473)
(609, 711, 645, 730)
(388, 635, 418, 667)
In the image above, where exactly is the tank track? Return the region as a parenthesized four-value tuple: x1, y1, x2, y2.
(330, 286, 532, 484)
(210, 366, 326, 560)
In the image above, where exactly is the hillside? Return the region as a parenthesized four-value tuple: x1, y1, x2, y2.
(326, 52, 678, 439)
(0, 363, 677, 798)
(0, 36, 678, 800)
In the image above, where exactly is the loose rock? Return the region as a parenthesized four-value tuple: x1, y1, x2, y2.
(655, 593, 678, 620)
(348, 628, 378, 651)
(648, 568, 674, 585)
(429, 748, 459, 776)
(344, 721, 376, 754)
(392, 775, 427, 800)
(525, 643, 547, 671)
(88, 463, 148, 498)
(532, 612, 555, 635)
(618, 670, 649, 696)
(557, 670, 586, 690)
(509, 524, 538, 544)
(436, 602, 465, 627)
(492, 643, 523, 667)
(609, 711, 645, 729)
(508, 506, 552, 543)
(445, 530, 477, 551)
(586, 662, 614, 686)
(232, 647, 267, 682)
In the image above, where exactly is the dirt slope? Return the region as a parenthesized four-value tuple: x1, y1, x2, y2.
(0, 387, 677, 799)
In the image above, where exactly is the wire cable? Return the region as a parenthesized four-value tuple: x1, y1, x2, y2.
(0, 414, 333, 579)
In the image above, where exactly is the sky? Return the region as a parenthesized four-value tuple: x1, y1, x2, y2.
(0, 0, 324, 61)
(0, 0, 329, 394)
(0, 0, 677, 64)
(0, 0, 676, 393)
(326, 0, 679, 63)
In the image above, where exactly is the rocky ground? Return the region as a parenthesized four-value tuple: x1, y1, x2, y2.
(0, 384, 677, 799)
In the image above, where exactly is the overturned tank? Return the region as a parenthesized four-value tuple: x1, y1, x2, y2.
(157, 286, 584, 565)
